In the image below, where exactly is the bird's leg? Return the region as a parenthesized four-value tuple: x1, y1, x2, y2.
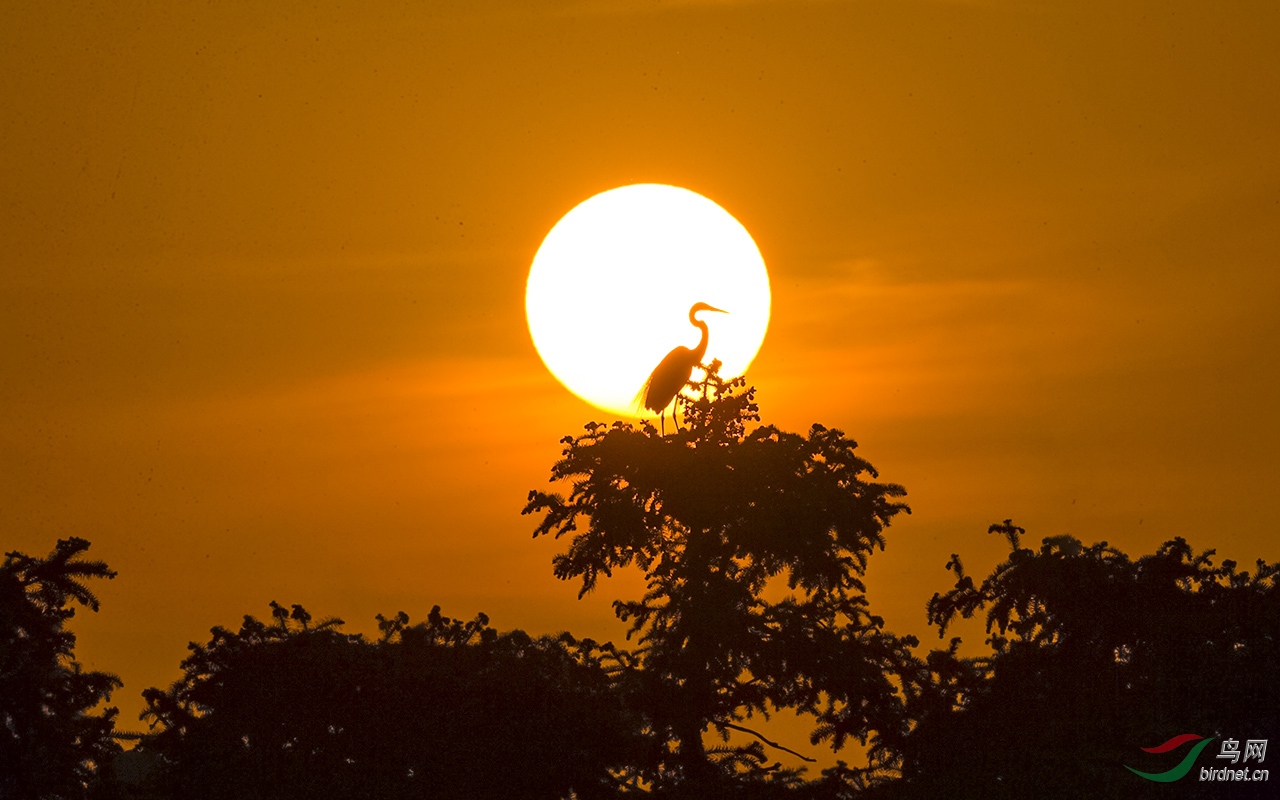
(659, 409, 666, 436)
(673, 397, 681, 430)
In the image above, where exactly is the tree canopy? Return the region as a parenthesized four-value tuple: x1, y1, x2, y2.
(0, 537, 121, 800)
(889, 521, 1280, 799)
(135, 602, 639, 800)
(12, 372, 1277, 798)
(525, 367, 918, 795)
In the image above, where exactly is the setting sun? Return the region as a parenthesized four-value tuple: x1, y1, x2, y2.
(525, 184, 771, 417)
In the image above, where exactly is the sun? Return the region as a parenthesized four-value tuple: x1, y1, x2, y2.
(526, 184, 771, 417)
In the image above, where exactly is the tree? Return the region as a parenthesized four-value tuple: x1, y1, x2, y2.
(524, 366, 917, 796)
(136, 602, 640, 800)
(0, 538, 121, 800)
(891, 521, 1280, 799)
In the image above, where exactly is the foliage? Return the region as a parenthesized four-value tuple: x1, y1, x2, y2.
(134, 602, 639, 800)
(524, 365, 917, 795)
(0, 538, 121, 800)
(18, 376, 1276, 799)
(890, 521, 1280, 799)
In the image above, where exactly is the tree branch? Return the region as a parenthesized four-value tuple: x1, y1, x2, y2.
(721, 723, 816, 763)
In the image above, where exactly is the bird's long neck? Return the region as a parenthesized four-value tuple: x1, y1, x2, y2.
(690, 318, 710, 362)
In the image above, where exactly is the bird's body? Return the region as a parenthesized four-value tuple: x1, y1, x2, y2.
(640, 302, 727, 434)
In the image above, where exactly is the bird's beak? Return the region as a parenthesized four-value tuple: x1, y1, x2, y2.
(709, 306, 728, 314)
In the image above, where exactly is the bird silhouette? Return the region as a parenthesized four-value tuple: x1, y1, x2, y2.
(639, 302, 728, 434)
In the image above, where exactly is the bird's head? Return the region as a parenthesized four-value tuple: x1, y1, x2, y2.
(689, 302, 729, 322)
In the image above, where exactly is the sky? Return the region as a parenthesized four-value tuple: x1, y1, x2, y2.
(3, 0, 1278, 761)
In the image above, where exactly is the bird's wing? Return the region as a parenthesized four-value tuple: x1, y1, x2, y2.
(637, 347, 696, 413)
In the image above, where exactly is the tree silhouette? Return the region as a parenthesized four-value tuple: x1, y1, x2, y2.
(135, 602, 639, 800)
(19, 383, 1270, 798)
(525, 365, 917, 796)
(0, 538, 121, 800)
(888, 521, 1280, 799)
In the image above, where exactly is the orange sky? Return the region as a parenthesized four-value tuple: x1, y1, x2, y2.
(3, 0, 1278, 756)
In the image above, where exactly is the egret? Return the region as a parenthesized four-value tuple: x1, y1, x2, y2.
(639, 302, 728, 434)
